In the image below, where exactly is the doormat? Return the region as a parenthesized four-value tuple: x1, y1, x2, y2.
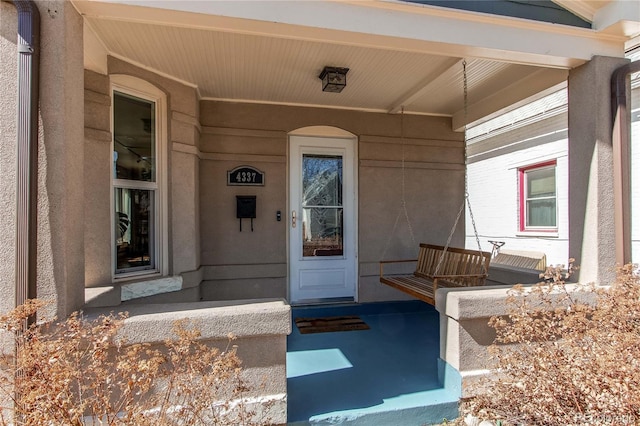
(295, 316, 370, 334)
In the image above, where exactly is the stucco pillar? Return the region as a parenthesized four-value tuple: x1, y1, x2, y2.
(568, 55, 629, 286)
(35, 1, 85, 317)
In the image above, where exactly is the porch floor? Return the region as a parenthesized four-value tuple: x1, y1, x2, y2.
(286, 301, 459, 425)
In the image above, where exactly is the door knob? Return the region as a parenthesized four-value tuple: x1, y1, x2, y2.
(292, 210, 296, 228)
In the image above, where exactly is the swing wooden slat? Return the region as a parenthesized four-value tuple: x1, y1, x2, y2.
(380, 243, 491, 305)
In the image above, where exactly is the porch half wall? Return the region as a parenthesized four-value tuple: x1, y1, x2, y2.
(199, 101, 466, 303)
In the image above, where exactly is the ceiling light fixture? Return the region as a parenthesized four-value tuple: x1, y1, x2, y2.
(319, 66, 349, 93)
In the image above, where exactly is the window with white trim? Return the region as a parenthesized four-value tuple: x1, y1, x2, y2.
(519, 161, 557, 232)
(111, 77, 166, 278)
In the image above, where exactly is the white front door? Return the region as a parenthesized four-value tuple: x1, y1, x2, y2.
(289, 135, 357, 304)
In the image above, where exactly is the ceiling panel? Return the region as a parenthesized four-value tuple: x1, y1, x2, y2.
(87, 16, 562, 121)
(88, 18, 466, 112)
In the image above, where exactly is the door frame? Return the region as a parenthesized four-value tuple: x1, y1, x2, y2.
(287, 127, 358, 304)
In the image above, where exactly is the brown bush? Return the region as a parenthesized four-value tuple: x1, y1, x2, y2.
(0, 300, 270, 425)
(462, 262, 640, 425)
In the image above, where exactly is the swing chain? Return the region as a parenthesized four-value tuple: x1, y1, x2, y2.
(461, 60, 485, 263)
(400, 108, 417, 247)
(434, 59, 487, 276)
(437, 199, 465, 274)
(381, 108, 417, 260)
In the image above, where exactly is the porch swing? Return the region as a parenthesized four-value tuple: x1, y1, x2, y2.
(379, 60, 491, 305)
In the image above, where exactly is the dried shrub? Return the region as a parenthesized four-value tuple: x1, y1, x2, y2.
(462, 262, 640, 425)
(0, 300, 271, 425)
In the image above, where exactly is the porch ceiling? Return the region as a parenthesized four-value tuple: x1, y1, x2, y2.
(73, 0, 637, 128)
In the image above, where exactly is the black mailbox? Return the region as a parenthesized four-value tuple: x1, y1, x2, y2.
(236, 196, 256, 231)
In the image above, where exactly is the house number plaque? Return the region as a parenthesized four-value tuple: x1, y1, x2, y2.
(227, 166, 265, 186)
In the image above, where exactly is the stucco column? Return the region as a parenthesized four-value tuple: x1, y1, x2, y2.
(35, 1, 85, 317)
(568, 55, 629, 286)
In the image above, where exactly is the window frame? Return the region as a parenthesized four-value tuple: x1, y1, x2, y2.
(110, 75, 168, 280)
(518, 160, 558, 233)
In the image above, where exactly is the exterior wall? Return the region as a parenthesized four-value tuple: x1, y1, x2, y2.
(84, 70, 113, 288)
(0, 1, 88, 319)
(199, 101, 465, 303)
(83, 57, 202, 301)
(83, 56, 466, 305)
(108, 58, 202, 289)
(466, 112, 569, 266)
(4, 0, 102, 315)
(35, 0, 86, 319)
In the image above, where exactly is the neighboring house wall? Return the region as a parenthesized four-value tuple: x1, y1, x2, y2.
(466, 70, 639, 270)
(465, 110, 569, 266)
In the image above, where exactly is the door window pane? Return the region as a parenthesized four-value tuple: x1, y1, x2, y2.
(113, 92, 156, 182)
(301, 154, 344, 257)
(114, 188, 154, 272)
(302, 155, 342, 206)
(302, 207, 343, 257)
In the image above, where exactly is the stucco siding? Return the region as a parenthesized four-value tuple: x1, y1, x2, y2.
(199, 101, 464, 302)
(84, 70, 113, 288)
(36, 1, 86, 317)
(83, 57, 201, 291)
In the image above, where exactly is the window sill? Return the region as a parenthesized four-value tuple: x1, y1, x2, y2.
(114, 270, 162, 282)
(85, 276, 183, 308)
(516, 231, 559, 238)
(119, 276, 183, 302)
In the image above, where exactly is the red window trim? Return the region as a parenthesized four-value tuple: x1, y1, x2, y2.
(518, 160, 557, 232)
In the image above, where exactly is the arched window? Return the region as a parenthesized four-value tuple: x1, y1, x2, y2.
(110, 75, 168, 278)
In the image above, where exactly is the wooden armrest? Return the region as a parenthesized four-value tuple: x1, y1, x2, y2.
(379, 259, 418, 265)
(416, 272, 487, 280)
(379, 259, 418, 277)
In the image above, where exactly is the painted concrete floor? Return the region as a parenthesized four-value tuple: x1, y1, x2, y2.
(287, 301, 459, 425)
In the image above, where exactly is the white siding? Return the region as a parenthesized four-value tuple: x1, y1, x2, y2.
(466, 77, 639, 268)
(465, 112, 569, 266)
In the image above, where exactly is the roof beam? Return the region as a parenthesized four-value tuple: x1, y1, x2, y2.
(554, 0, 640, 38)
(593, 0, 640, 37)
(387, 58, 462, 113)
(451, 67, 568, 131)
(72, 0, 627, 69)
